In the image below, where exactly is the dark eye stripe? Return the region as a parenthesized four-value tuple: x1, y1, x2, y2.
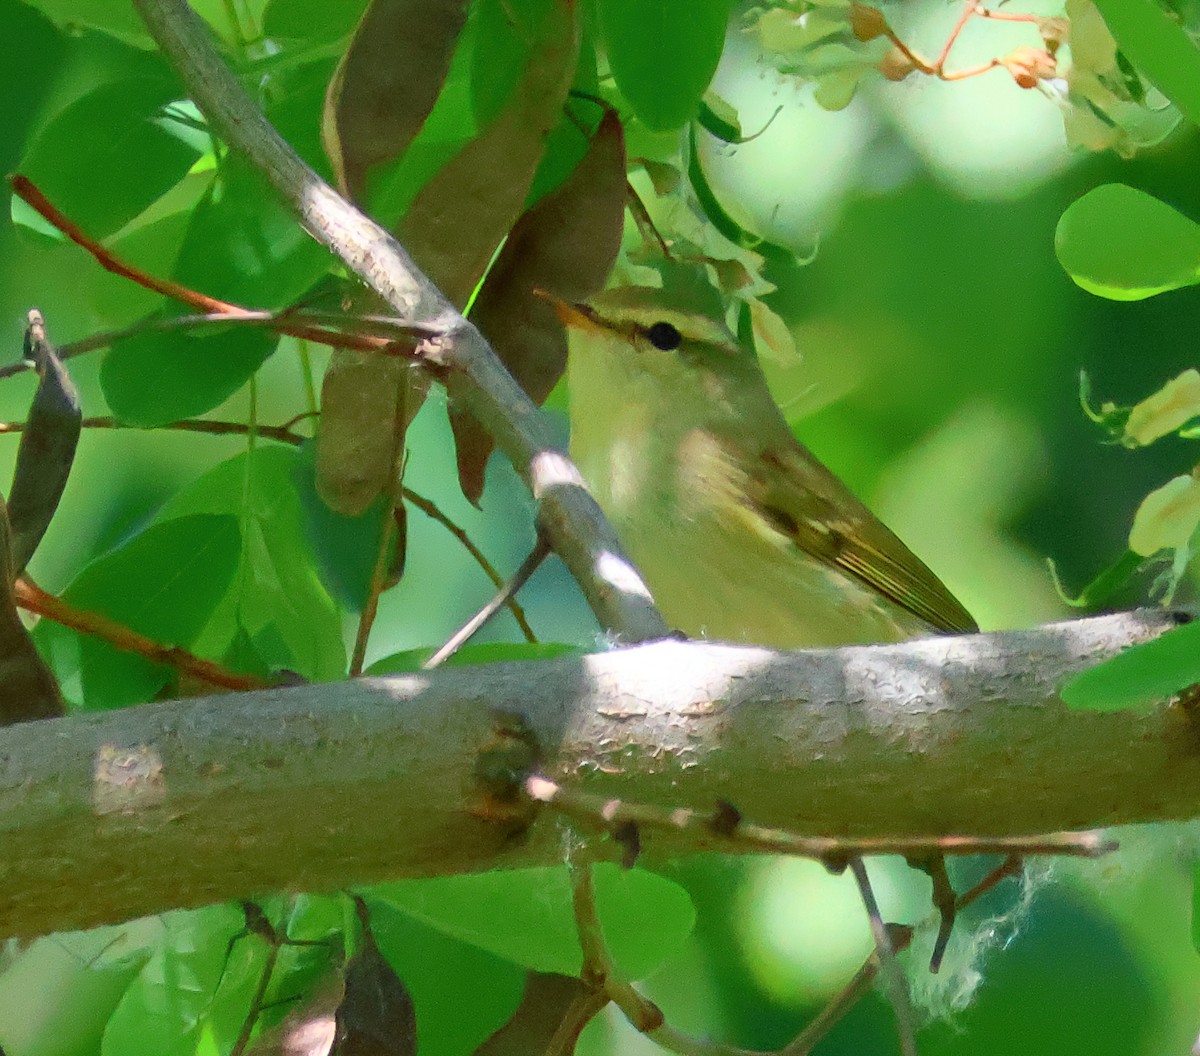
(646, 321, 682, 351)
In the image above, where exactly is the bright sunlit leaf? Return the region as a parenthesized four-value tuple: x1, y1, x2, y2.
(369, 865, 694, 980)
(1060, 618, 1200, 712)
(1055, 184, 1200, 300)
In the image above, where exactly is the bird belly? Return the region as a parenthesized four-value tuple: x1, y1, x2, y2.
(619, 508, 930, 648)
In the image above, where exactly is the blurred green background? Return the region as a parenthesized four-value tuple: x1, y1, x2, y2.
(1, 0, 1198, 1052)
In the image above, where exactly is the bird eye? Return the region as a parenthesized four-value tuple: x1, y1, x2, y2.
(645, 321, 682, 351)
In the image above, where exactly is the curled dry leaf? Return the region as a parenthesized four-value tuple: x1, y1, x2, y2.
(316, 347, 414, 517)
(473, 971, 600, 1056)
(317, 0, 580, 515)
(452, 109, 627, 503)
(322, 0, 470, 202)
(0, 508, 65, 725)
(397, 0, 582, 307)
(10, 309, 82, 576)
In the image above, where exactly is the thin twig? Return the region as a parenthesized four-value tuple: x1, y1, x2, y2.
(228, 936, 281, 1056)
(401, 489, 537, 643)
(849, 858, 916, 1056)
(934, 0, 979, 72)
(422, 536, 549, 668)
(14, 576, 269, 692)
(8, 177, 431, 361)
(569, 855, 664, 1033)
(0, 414, 306, 446)
(526, 778, 1119, 861)
(0, 413, 536, 640)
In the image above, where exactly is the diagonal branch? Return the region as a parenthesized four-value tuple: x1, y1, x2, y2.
(131, 0, 668, 645)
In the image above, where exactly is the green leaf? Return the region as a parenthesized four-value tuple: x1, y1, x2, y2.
(101, 316, 276, 428)
(1092, 0, 1200, 126)
(369, 864, 695, 980)
(597, 0, 732, 131)
(101, 906, 242, 1056)
(172, 155, 333, 308)
(1055, 184, 1200, 300)
(32, 514, 241, 710)
(14, 77, 199, 239)
(294, 440, 391, 608)
(0, 928, 154, 1056)
(1060, 618, 1200, 712)
(364, 898, 526, 1056)
(15, 0, 158, 47)
(264, 0, 367, 41)
(365, 642, 580, 675)
(161, 446, 347, 682)
(1192, 860, 1200, 953)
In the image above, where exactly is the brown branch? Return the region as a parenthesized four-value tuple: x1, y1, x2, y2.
(14, 576, 269, 692)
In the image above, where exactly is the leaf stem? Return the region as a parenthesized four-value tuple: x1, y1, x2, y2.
(14, 576, 269, 691)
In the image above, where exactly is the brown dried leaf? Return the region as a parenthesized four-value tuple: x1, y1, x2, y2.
(317, 0, 579, 514)
(452, 109, 626, 502)
(0, 496, 65, 726)
(322, 0, 469, 202)
(10, 309, 81, 576)
(473, 971, 601, 1056)
(315, 352, 415, 517)
(398, 0, 582, 306)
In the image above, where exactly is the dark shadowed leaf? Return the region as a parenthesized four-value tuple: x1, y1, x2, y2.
(453, 110, 626, 501)
(0, 494, 64, 726)
(101, 315, 276, 428)
(9, 310, 81, 576)
(397, 0, 580, 307)
(1060, 618, 1200, 712)
(295, 440, 392, 607)
(315, 353, 413, 516)
(333, 898, 417, 1056)
(31, 514, 240, 710)
(14, 77, 199, 239)
(473, 971, 597, 1056)
(597, 0, 732, 130)
(322, 0, 469, 200)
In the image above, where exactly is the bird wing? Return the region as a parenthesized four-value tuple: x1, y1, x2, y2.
(737, 442, 978, 635)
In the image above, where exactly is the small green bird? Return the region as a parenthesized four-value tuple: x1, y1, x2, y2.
(558, 285, 977, 648)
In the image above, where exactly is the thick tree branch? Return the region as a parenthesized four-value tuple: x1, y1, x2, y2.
(130, 0, 668, 644)
(0, 611, 1195, 939)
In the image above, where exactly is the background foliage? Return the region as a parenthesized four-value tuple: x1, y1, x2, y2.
(0, 0, 1199, 1053)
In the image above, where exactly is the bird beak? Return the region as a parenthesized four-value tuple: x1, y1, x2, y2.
(532, 289, 611, 336)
